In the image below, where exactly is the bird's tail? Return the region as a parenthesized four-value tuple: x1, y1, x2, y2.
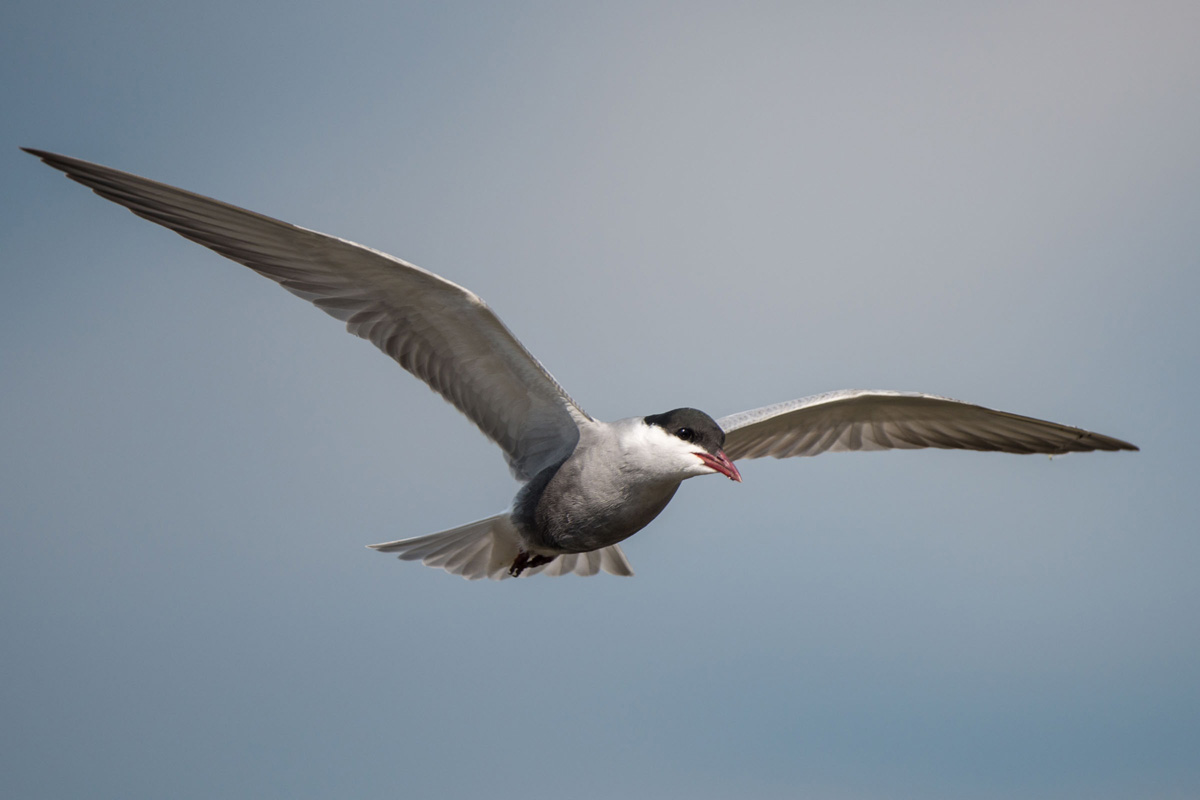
(367, 513, 635, 580)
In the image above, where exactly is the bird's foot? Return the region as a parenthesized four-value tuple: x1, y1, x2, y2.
(509, 552, 555, 577)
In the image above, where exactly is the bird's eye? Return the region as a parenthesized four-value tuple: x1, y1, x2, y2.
(676, 427, 695, 442)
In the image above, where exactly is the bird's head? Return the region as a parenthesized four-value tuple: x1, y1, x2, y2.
(642, 408, 742, 482)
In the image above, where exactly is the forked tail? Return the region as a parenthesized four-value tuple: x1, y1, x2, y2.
(368, 513, 634, 580)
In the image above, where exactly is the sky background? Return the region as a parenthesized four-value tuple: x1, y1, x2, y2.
(3, 2, 1198, 798)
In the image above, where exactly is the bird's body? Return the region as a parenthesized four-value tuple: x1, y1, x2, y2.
(516, 414, 721, 555)
(24, 148, 1138, 580)
(516, 419, 684, 556)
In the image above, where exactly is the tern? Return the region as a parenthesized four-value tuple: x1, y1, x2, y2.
(25, 148, 1138, 580)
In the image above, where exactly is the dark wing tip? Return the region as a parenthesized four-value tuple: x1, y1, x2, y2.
(1078, 429, 1139, 453)
(22, 146, 56, 161)
(22, 147, 88, 177)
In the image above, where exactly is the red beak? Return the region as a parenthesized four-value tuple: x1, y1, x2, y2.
(698, 450, 742, 482)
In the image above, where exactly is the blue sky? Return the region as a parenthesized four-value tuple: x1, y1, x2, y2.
(3, 2, 1197, 798)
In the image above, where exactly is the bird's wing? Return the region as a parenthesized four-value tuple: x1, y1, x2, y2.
(718, 390, 1137, 460)
(26, 148, 590, 481)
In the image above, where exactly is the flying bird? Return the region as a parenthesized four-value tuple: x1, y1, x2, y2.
(24, 148, 1138, 580)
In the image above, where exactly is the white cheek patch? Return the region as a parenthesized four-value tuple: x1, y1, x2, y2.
(623, 424, 709, 480)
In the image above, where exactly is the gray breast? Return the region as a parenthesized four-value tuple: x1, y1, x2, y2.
(514, 455, 682, 554)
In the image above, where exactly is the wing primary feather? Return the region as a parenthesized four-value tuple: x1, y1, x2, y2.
(24, 147, 592, 481)
(720, 390, 1136, 460)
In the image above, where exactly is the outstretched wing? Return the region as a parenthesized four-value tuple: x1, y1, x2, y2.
(718, 390, 1137, 460)
(26, 148, 590, 480)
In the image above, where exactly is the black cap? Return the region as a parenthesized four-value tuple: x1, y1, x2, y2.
(644, 408, 726, 454)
